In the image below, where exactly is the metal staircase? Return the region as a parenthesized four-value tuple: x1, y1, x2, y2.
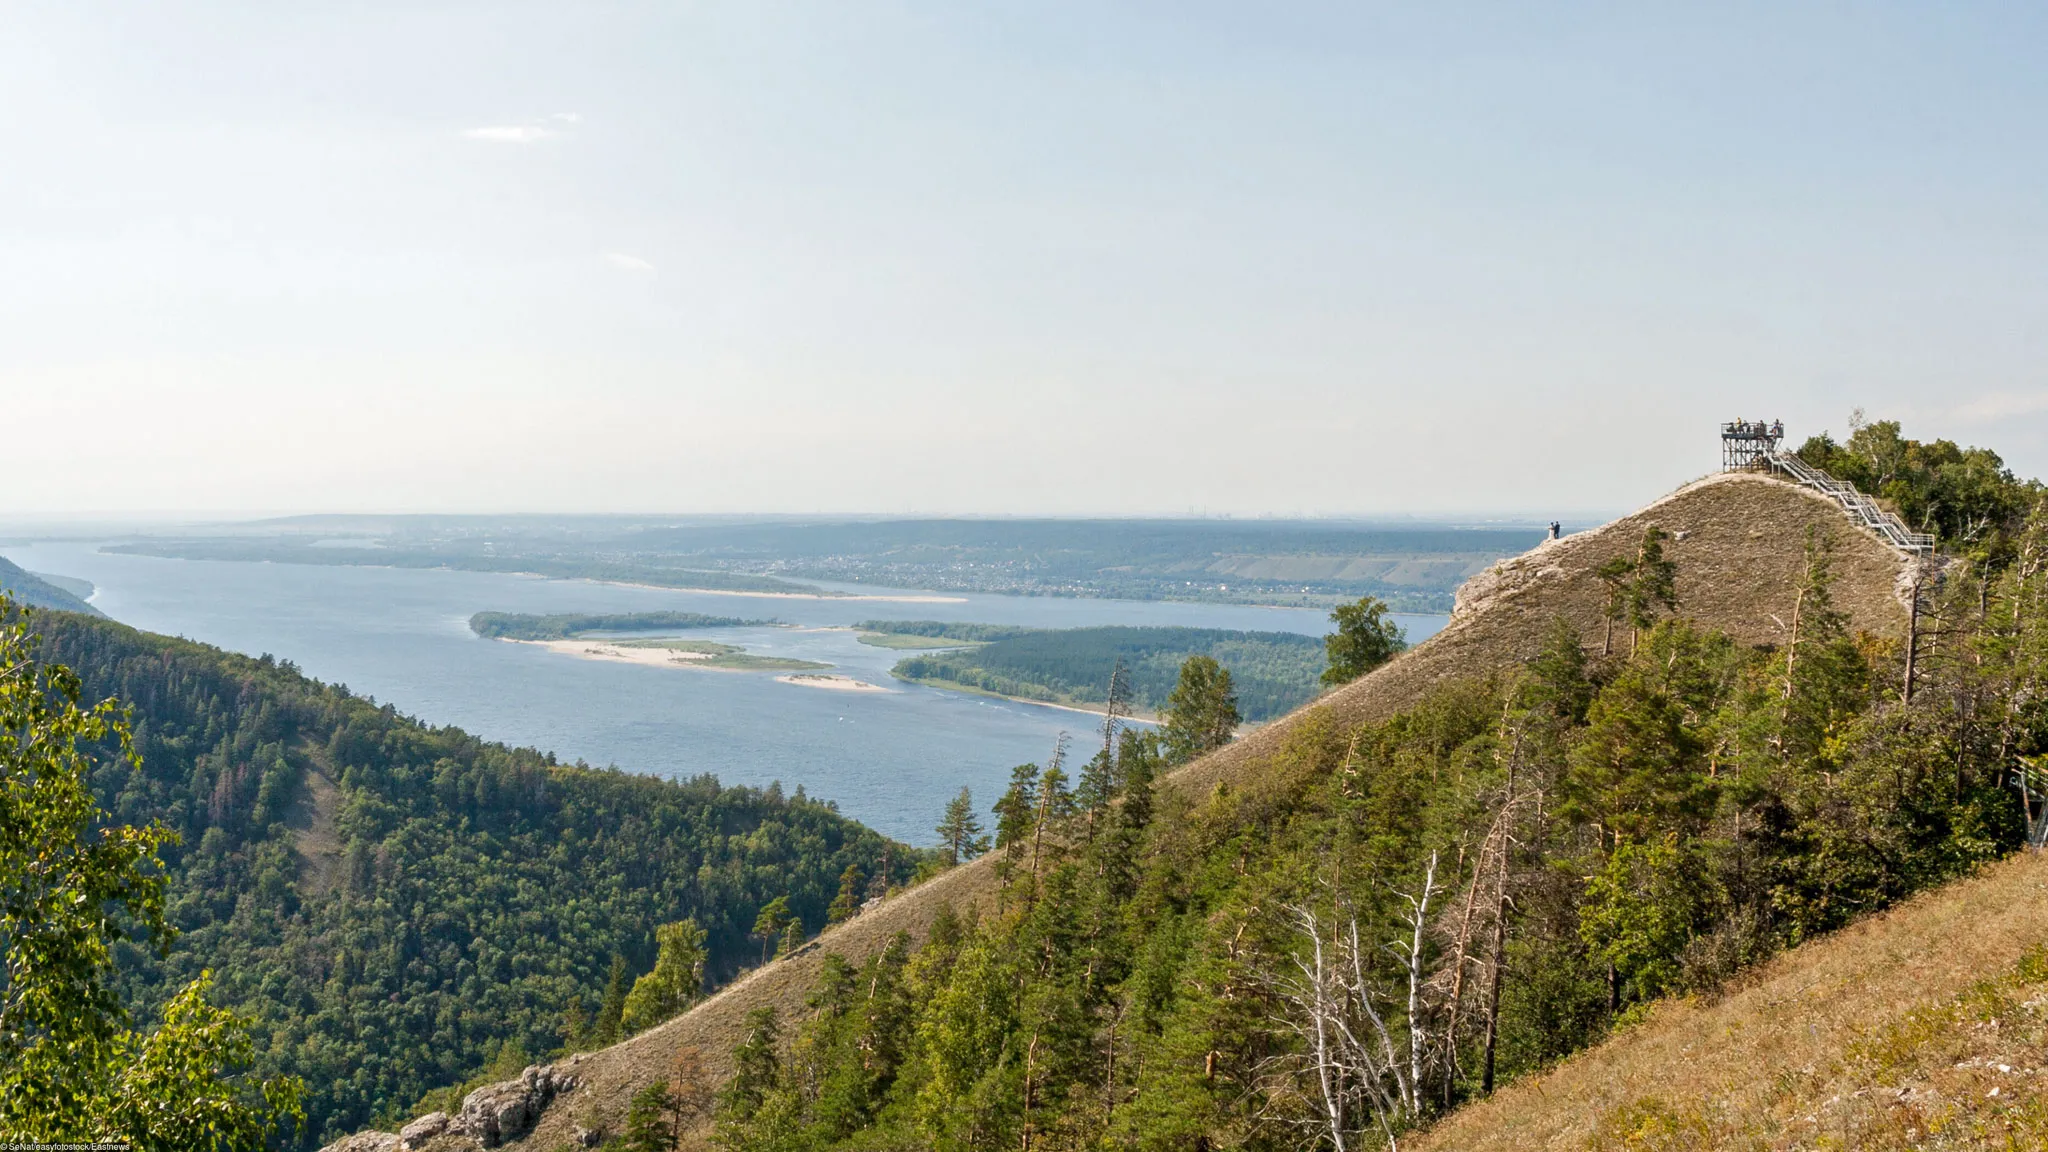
(1759, 450, 1936, 556)
(2015, 757, 2048, 850)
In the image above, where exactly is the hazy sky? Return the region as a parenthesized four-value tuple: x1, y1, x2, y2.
(4, 3, 2044, 517)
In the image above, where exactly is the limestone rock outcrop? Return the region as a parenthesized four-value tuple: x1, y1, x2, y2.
(454, 1064, 576, 1148)
(398, 1110, 451, 1150)
(317, 1134, 400, 1152)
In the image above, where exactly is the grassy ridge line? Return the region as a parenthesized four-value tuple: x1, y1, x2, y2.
(1411, 851, 2048, 1151)
(468, 611, 769, 640)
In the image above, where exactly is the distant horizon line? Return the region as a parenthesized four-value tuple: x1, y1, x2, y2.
(0, 508, 1626, 530)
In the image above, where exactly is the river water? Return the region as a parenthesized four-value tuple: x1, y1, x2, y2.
(1, 542, 1446, 843)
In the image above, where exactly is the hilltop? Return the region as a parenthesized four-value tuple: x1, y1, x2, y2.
(401, 468, 1929, 1151)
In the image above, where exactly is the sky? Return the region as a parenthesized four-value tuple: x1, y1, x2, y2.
(3, 2, 2045, 518)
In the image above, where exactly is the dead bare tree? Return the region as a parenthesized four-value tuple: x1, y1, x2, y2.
(1264, 853, 1442, 1151)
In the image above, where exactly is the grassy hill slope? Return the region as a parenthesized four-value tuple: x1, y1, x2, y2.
(453, 470, 1922, 1150)
(1410, 849, 2048, 1151)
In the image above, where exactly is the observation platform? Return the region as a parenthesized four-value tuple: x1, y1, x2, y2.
(1720, 419, 1933, 555)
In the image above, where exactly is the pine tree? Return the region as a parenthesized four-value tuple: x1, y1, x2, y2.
(752, 897, 794, 964)
(593, 953, 630, 1044)
(1526, 615, 1595, 724)
(935, 787, 989, 866)
(827, 863, 866, 925)
(1624, 527, 1679, 653)
(1561, 622, 1722, 848)
(622, 1080, 678, 1152)
(1596, 554, 1634, 656)
(719, 1007, 782, 1121)
(559, 996, 589, 1051)
(992, 763, 1039, 855)
(777, 914, 805, 959)
(1074, 748, 1118, 843)
(1161, 654, 1241, 765)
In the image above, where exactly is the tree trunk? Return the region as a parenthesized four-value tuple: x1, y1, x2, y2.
(1481, 885, 1509, 1094)
(1902, 577, 1921, 705)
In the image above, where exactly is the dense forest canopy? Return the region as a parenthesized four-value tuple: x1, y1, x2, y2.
(1796, 418, 2025, 555)
(468, 611, 768, 640)
(22, 612, 913, 1149)
(704, 427, 2048, 1152)
(885, 624, 1327, 722)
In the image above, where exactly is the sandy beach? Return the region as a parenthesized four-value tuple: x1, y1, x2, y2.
(510, 638, 724, 670)
(776, 674, 889, 692)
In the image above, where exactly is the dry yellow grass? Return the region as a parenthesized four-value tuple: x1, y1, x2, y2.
(1408, 851, 2048, 1152)
(381, 471, 1924, 1150)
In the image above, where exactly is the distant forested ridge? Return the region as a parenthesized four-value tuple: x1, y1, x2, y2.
(101, 538, 828, 596)
(469, 610, 767, 640)
(887, 623, 1326, 721)
(0, 554, 101, 615)
(24, 609, 909, 1149)
(99, 517, 1541, 611)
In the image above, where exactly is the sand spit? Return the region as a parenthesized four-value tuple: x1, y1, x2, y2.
(776, 674, 888, 692)
(509, 639, 728, 670)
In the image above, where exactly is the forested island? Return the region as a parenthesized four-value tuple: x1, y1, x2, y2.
(874, 621, 1328, 721)
(469, 610, 768, 640)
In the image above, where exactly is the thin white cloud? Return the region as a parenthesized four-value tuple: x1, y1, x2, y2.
(461, 115, 579, 144)
(1951, 391, 2048, 422)
(603, 252, 656, 272)
(463, 124, 556, 144)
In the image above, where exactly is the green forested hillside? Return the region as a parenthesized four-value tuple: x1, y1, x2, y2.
(0, 554, 100, 614)
(885, 623, 1326, 721)
(711, 497, 2045, 1150)
(24, 610, 911, 1149)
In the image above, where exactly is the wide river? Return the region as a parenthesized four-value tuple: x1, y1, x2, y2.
(2, 542, 1446, 844)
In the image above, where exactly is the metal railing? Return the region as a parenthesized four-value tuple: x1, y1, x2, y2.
(1758, 450, 1936, 555)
